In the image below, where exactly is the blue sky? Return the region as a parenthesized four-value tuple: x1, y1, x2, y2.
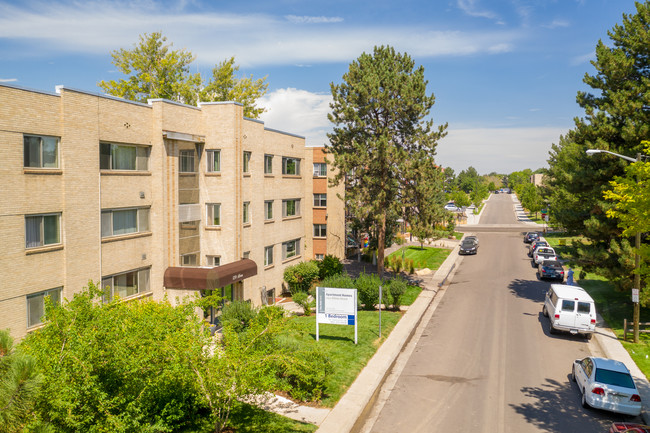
(0, 0, 640, 174)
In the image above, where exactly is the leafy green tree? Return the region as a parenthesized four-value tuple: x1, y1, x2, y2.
(457, 166, 480, 193)
(443, 167, 457, 191)
(520, 183, 543, 218)
(545, 2, 650, 289)
(487, 181, 497, 192)
(199, 56, 269, 118)
(404, 160, 447, 248)
(450, 190, 471, 208)
(98, 32, 201, 105)
(328, 45, 447, 275)
(469, 181, 489, 207)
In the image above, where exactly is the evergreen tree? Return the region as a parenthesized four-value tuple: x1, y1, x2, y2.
(328, 46, 447, 275)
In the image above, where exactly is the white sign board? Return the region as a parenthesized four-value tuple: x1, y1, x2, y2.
(633, 288, 640, 303)
(316, 287, 358, 344)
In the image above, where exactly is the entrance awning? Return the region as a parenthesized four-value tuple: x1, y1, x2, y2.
(164, 259, 257, 290)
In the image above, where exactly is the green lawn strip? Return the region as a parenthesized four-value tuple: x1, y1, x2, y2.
(387, 246, 451, 270)
(229, 401, 318, 432)
(400, 285, 422, 306)
(286, 310, 401, 407)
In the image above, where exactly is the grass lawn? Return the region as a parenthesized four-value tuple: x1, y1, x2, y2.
(286, 310, 402, 407)
(229, 402, 317, 432)
(387, 245, 451, 270)
(401, 285, 422, 306)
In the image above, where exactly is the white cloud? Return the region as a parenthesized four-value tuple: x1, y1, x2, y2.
(0, 78, 17, 82)
(543, 19, 570, 29)
(0, 1, 520, 67)
(457, 0, 499, 20)
(571, 51, 594, 66)
(435, 126, 571, 174)
(258, 88, 333, 147)
(285, 15, 343, 24)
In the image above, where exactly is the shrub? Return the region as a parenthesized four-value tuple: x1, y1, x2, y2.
(407, 258, 415, 274)
(316, 255, 343, 280)
(393, 257, 403, 274)
(387, 278, 408, 311)
(355, 272, 382, 310)
(272, 338, 332, 402)
(221, 300, 258, 333)
(284, 261, 320, 294)
(292, 292, 312, 316)
(320, 273, 355, 289)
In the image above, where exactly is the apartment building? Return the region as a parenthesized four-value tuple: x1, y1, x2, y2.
(0, 83, 344, 340)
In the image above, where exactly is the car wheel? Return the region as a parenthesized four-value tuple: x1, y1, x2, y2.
(581, 389, 589, 409)
(585, 333, 592, 341)
(571, 365, 577, 382)
(549, 322, 556, 334)
(542, 305, 548, 317)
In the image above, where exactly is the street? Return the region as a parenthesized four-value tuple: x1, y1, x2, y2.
(361, 193, 635, 432)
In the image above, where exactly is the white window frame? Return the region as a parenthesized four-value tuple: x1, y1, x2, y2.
(264, 154, 273, 174)
(313, 224, 327, 238)
(101, 267, 151, 303)
(207, 149, 221, 173)
(313, 162, 327, 177)
(100, 142, 149, 171)
(282, 238, 301, 260)
(264, 245, 274, 266)
(179, 150, 196, 173)
(26, 287, 62, 328)
(243, 201, 250, 224)
(206, 203, 221, 227)
(101, 208, 150, 238)
(282, 157, 301, 175)
(24, 134, 59, 169)
(25, 213, 61, 248)
(264, 200, 273, 220)
(313, 193, 327, 207)
(315, 254, 325, 260)
(282, 199, 301, 218)
(243, 151, 251, 173)
(207, 255, 221, 266)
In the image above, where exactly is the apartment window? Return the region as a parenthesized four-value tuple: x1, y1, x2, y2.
(181, 254, 197, 266)
(314, 224, 327, 238)
(206, 203, 221, 226)
(179, 150, 196, 173)
(102, 268, 151, 303)
(25, 213, 60, 248)
(315, 254, 324, 260)
(282, 239, 301, 259)
(101, 208, 149, 238)
(24, 135, 59, 168)
(265, 201, 273, 220)
(313, 163, 327, 177)
(100, 142, 149, 171)
(243, 151, 251, 173)
(26, 287, 62, 328)
(264, 154, 273, 174)
(207, 255, 221, 267)
(243, 251, 250, 259)
(282, 199, 301, 218)
(282, 157, 300, 175)
(264, 245, 274, 266)
(207, 150, 221, 173)
(243, 202, 250, 224)
(314, 193, 327, 207)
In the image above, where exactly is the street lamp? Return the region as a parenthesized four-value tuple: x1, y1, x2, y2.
(586, 149, 642, 343)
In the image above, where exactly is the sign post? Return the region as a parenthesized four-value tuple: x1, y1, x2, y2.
(316, 287, 358, 344)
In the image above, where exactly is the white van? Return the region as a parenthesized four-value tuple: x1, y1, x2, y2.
(542, 284, 596, 339)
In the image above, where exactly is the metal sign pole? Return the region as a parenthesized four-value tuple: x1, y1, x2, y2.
(378, 285, 382, 339)
(316, 287, 320, 342)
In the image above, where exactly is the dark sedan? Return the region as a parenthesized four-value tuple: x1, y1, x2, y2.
(538, 260, 564, 281)
(459, 239, 478, 255)
(524, 232, 540, 243)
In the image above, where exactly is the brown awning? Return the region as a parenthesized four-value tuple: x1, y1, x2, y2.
(163, 259, 257, 290)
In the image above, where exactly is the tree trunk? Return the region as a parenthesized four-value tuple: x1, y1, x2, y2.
(377, 212, 386, 276)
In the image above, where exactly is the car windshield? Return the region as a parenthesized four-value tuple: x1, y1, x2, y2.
(594, 368, 636, 389)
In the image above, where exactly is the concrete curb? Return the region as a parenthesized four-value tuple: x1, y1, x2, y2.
(316, 242, 462, 433)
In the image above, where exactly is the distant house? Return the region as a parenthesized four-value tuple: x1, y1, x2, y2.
(530, 173, 545, 186)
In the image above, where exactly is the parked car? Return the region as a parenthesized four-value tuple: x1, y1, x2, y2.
(572, 357, 642, 416)
(444, 203, 460, 212)
(533, 247, 557, 265)
(538, 260, 564, 281)
(465, 235, 479, 246)
(543, 284, 596, 339)
(528, 239, 549, 257)
(459, 239, 478, 255)
(609, 422, 650, 433)
(524, 232, 541, 243)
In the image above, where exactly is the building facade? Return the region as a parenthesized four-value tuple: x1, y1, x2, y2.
(0, 84, 344, 340)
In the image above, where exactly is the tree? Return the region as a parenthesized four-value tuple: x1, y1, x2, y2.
(450, 190, 471, 208)
(200, 56, 269, 118)
(520, 183, 543, 218)
(404, 161, 447, 247)
(98, 32, 201, 105)
(443, 167, 457, 191)
(328, 45, 447, 275)
(457, 166, 480, 193)
(545, 2, 650, 289)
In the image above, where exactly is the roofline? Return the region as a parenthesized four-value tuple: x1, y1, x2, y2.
(0, 82, 60, 97)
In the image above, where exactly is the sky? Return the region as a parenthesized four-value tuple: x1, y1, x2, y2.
(0, 0, 641, 174)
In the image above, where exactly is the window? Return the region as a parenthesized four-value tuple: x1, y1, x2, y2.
(315, 254, 324, 260)
(313, 163, 327, 177)
(207, 150, 221, 173)
(25, 213, 60, 248)
(561, 300, 575, 312)
(100, 142, 149, 171)
(264, 245, 274, 266)
(577, 302, 591, 314)
(101, 208, 149, 238)
(282, 157, 300, 175)
(314, 224, 327, 237)
(27, 287, 61, 328)
(283, 199, 301, 218)
(264, 154, 273, 174)
(243, 151, 251, 173)
(243, 251, 250, 259)
(243, 202, 250, 224)
(282, 239, 301, 259)
(24, 135, 59, 168)
(207, 255, 221, 266)
(313, 193, 327, 207)
(181, 254, 197, 266)
(206, 203, 221, 226)
(265, 201, 273, 220)
(102, 268, 150, 303)
(179, 150, 196, 173)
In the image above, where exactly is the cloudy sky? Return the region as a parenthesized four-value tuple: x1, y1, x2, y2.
(0, 0, 639, 174)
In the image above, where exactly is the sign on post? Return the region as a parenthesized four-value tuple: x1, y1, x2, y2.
(316, 287, 358, 344)
(633, 288, 640, 303)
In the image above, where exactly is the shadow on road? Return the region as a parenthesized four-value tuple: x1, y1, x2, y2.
(508, 278, 547, 303)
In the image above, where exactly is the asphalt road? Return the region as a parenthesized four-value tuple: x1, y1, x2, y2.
(361, 194, 636, 433)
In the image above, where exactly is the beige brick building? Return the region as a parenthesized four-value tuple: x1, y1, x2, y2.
(0, 84, 344, 340)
